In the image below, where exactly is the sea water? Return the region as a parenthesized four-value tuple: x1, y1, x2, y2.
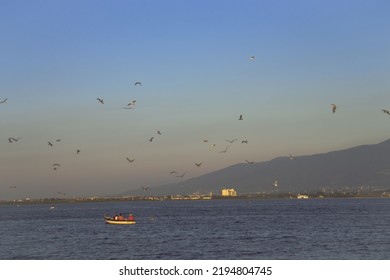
(0, 198, 389, 259)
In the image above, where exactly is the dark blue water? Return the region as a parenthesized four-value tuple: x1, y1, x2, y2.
(0, 198, 389, 259)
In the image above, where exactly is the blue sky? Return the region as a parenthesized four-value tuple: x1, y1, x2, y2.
(1, 0, 390, 200)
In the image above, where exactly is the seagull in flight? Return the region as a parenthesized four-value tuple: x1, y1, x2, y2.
(141, 185, 149, 191)
(249, 56, 255, 61)
(157, 130, 162, 135)
(148, 137, 154, 142)
(9, 185, 17, 189)
(239, 114, 243, 120)
(77, 150, 81, 154)
(134, 81, 142, 86)
(195, 163, 202, 167)
(331, 104, 337, 113)
(8, 137, 21, 143)
(273, 180, 278, 187)
(225, 138, 238, 144)
(126, 157, 135, 163)
(382, 109, 390, 115)
(241, 140, 248, 144)
(169, 171, 177, 174)
(52, 163, 61, 170)
(97, 98, 104, 104)
(48, 141, 53, 147)
(128, 100, 136, 106)
(176, 172, 186, 178)
(219, 145, 229, 153)
(289, 154, 296, 160)
(245, 160, 255, 164)
(0, 98, 8, 104)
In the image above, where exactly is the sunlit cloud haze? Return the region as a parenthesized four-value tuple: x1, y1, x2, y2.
(1, 0, 390, 200)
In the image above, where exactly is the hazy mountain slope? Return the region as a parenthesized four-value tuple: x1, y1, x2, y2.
(126, 139, 390, 196)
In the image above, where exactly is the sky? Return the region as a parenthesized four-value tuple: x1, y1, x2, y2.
(1, 0, 390, 200)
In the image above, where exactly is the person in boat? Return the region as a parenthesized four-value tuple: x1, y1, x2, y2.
(114, 213, 118, 220)
(128, 213, 134, 221)
(118, 213, 124, 221)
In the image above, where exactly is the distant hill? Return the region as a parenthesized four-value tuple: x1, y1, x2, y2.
(125, 139, 390, 196)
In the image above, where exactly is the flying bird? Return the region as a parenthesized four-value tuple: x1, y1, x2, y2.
(48, 141, 53, 147)
(8, 137, 21, 143)
(245, 160, 255, 164)
(134, 81, 142, 86)
(176, 172, 186, 178)
(331, 104, 337, 113)
(226, 138, 238, 144)
(169, 171, 177, 174)
(157, 130, 162, 135)
(273, 180, 278, 187)
(219, 145, 229, 153)
(241, 140, 248, 144)
(128, 100, 136, 106)
(126, 157, 135, 163)
(289, 154, 296, 160)
(249, 56, 255, 61)
(9, 185, 17, 189)
(239, 114, 243, 120)
(148, 137, 154, 142)
(382, 109, 390, 115)
(97, 98, 104, 104)
(52, 163, 61, 170)
(76, 150, 81, 154)
(195, 163, 202, 167)
(0, 98, 8, 104)
(141, 185, 149, 191)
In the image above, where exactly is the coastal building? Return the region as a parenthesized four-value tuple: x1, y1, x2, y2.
(221, 188, 237, 197)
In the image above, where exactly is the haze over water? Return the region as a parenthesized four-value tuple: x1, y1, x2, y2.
(1, 1, 390, 200)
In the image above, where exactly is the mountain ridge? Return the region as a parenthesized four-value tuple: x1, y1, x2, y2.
(124, 138, 390, 196)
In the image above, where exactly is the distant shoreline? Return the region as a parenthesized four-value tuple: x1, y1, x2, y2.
(1, 191, 389, 206)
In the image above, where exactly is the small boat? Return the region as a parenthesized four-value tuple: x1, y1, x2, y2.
(104, 214, 136, 225)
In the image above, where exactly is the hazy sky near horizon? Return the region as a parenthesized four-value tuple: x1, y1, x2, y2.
(1, 0, 390, 200)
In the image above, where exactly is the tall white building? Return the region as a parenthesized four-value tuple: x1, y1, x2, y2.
(221, 188, 237, 197)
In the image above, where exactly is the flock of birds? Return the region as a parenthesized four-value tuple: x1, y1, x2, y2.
(2, 54, 390, 195)
(2, 67, 259, 194)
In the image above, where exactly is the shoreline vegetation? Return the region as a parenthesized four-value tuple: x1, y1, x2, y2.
(1, 189, 389, 205)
